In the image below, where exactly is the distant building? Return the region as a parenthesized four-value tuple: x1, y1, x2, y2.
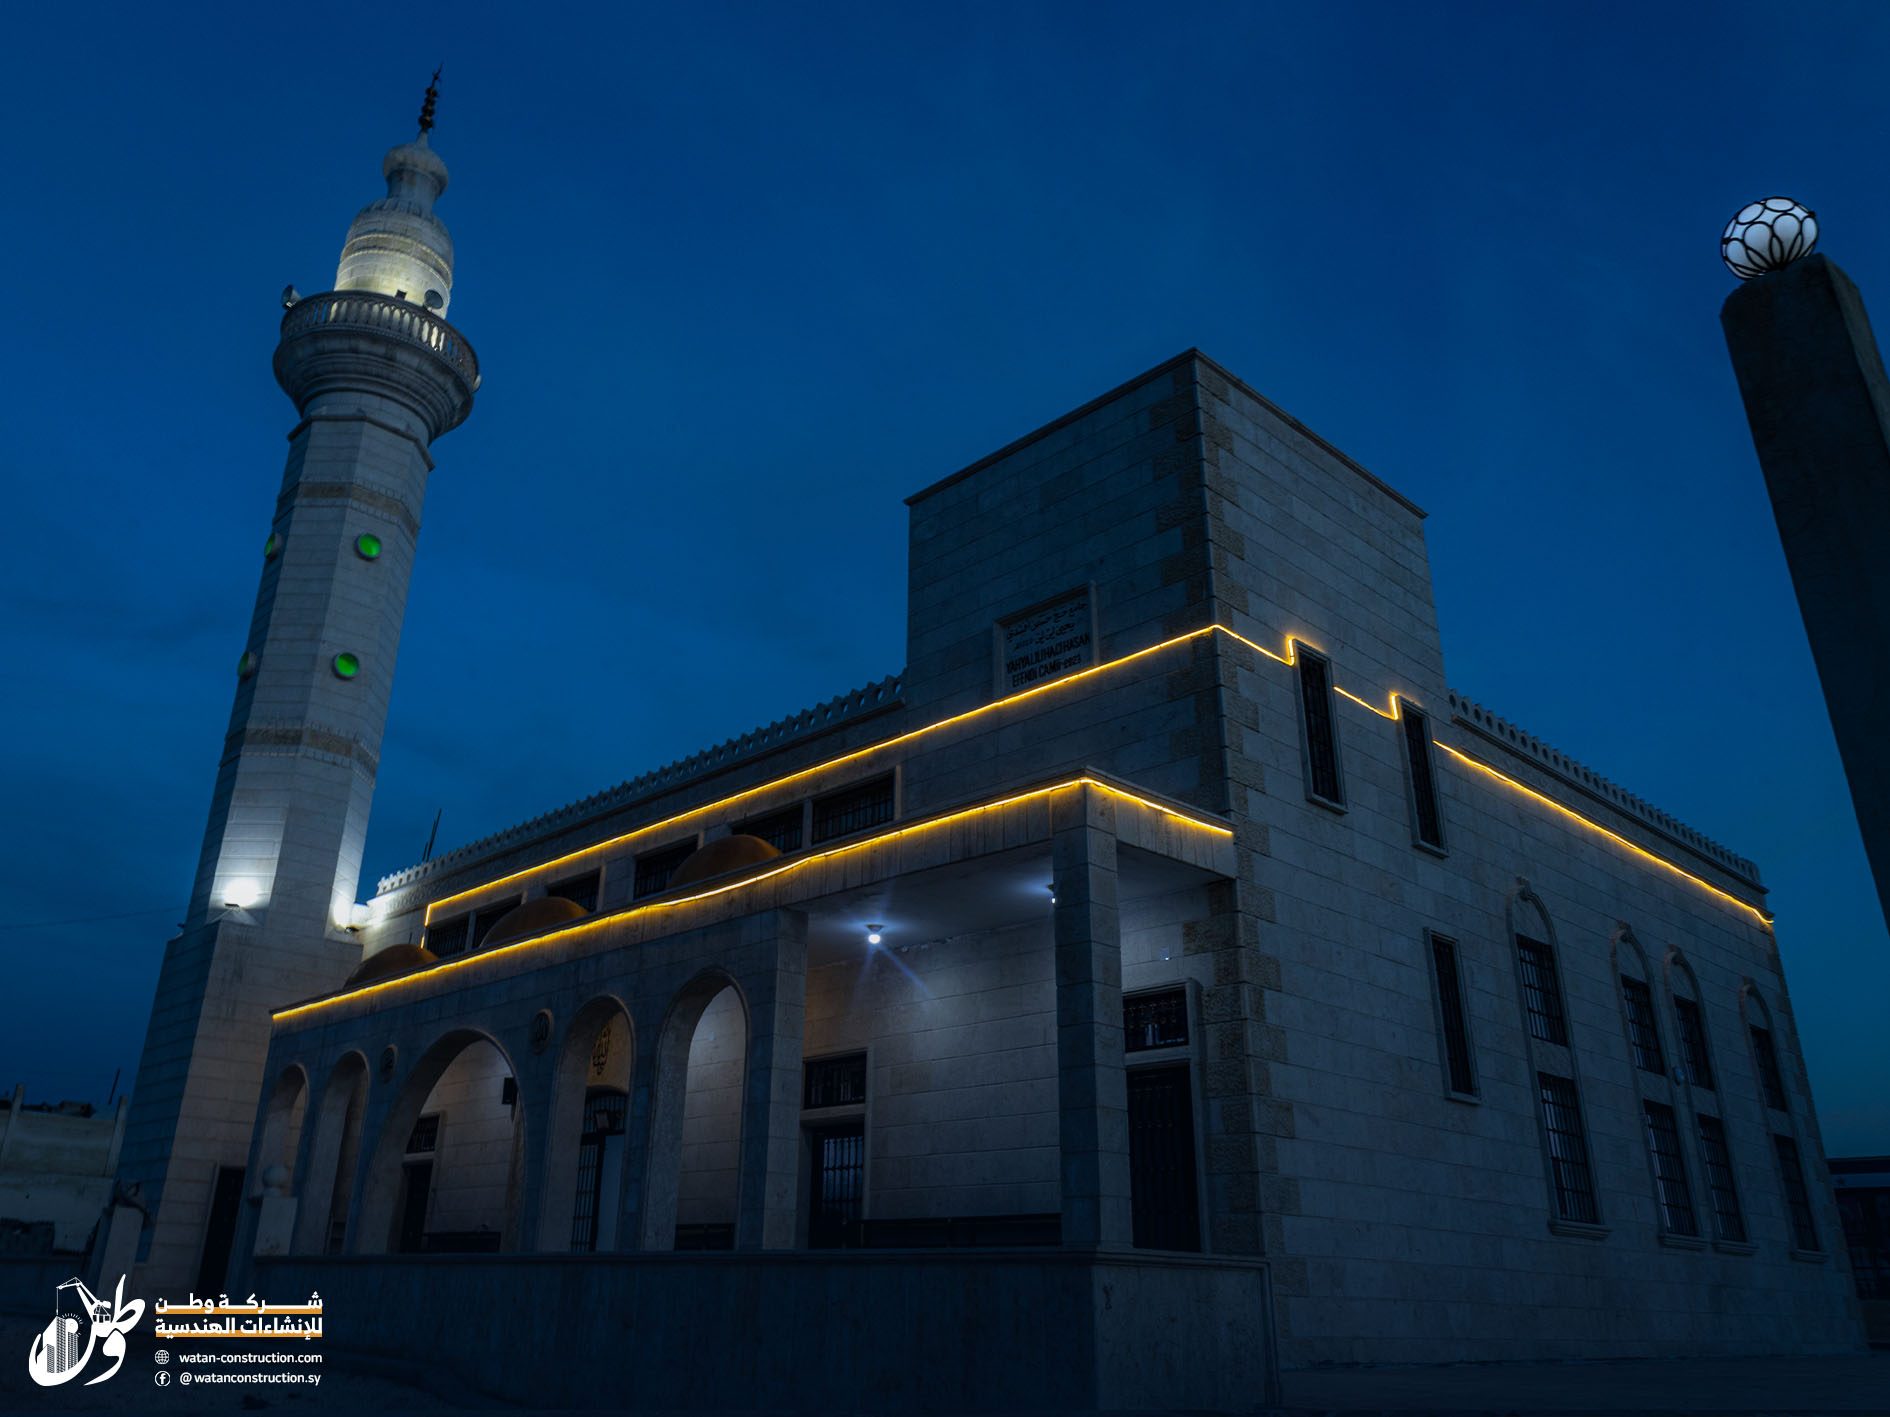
(103, 96, 1864, 1411)
(0, 1088, 126, 1256)
(1831, 1156, 1890, 1345)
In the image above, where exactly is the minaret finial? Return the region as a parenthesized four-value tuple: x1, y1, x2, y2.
(418, 66, 442, 134)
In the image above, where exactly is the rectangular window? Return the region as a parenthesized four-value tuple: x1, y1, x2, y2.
(632, 840, 697, 899)
(811, 775, 895, 844)
(1296, 649, 1344, 806)
(1696, 1114, 1747, 1243)
(803, 1053, 868, 1109)
(1402, 706, 1445, 848)
(1538, 1072, 1598, 1224)
(1429, 933, 1477, 1096)
(736, 805, 804, 855)
(546, 870, 600, 913)
(470, 900, 519, 951)
(1773, 1134, 1819, 1250)
(1750, 1025, 1788, 1111)
(1124, 988, 1189, 1052)
(1674, 997, 1715, 1089)
(1621, 976, 1665, 1075)
(425, 912, 470, 958)
(1516, 937, 1568, 1046)
(406, 1113, 440, 1155)
(1642, 1101, 1699, 1237)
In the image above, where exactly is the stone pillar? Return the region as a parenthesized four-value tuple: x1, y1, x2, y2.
(1052, 784, 1132, 1249)
(735, 909, 808, 1250)
(618, 1007, 664, 1251)
(1723, 253, 1890, 932)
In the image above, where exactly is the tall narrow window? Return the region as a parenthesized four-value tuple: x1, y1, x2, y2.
(1295, 649, 1344, 806)
(1620, 976, 1665, 1075)
(1773, 1134, 1819, 1250)
(1750, 1025, 1788, 1111)
(1641, 1101, 1699, 1237)
(1401, 706, 1444, 848)
(1516, 937, 1568, 1046)
(1696, 1114, 1747, 1242)
(1673, 997, 1715, 1089)
(1429, 933, 1476, 1096)
(1538, 1073, 1598, 1224)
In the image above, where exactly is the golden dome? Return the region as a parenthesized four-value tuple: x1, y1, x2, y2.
(669, 833, 782, 888)
(343, 942, 438, 988)
(484, 895, 590, 947)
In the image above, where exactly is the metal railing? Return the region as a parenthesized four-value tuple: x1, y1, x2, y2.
(280, 289, 479, 389)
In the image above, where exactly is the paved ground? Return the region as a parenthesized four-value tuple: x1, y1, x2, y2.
(0, 1308, 1882, 1415)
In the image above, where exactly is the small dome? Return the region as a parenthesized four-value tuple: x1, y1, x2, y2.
(344, 942, 438, 988)
(483, 895, 589, 948)
(670, 834, 782, 888)
(334, 131, 456, 316)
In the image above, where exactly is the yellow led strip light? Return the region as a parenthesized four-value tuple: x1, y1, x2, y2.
(277, 777, 1232, 1024)
(408, 620, 1762, 936)
(1433, 741, 1772, 928)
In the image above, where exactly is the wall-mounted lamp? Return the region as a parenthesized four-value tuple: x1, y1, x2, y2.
(865, 924, 883, 946)
(346, 903, 372, 933)
(223, 879, 258, 910)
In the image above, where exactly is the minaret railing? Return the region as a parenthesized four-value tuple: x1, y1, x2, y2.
(280, 290, 480, 389)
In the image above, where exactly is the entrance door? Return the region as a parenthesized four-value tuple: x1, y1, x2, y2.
(1127, 1064, 1201, 1251)
(571, 1089, 627, 1252)
(196, 1166, 245, 1295)
(808, 1124, 865, 1248)
(396, 1160, 433, 1253)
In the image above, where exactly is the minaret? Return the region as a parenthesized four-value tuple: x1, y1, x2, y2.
(115, 77, 478, 1293)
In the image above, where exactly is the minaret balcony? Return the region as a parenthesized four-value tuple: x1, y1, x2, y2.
(275, 290, 479, 439)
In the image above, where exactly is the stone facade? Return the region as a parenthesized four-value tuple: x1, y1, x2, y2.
(179, 349, 1860, 1391)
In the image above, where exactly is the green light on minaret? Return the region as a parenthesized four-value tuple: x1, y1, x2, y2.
(237, 651, 259, 679)
(355, 533, 382, 560)
(332, 652, 361, 679)
(264, 532, 283, 560)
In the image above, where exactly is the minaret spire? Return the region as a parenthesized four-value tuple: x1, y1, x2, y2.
(418, 66, 441, 134)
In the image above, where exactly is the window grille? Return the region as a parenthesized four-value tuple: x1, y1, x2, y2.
(1430, 934, 1476, 1095)
(1537, 1073, 1598, 1224)
(471, 900, 517, 951)
(1642, 1101, 1699, 1236)
(1402, 707, 1444, 847)
(426, 913, 470, 958)
(1516, 937, 1568, 1046)
(1621, 976, 1665, 1075)
(812, 776, 895, 844)
(1773, 1134, 1819, 1250)
(803, 1053, 868, 1109)
(1750, 1025, 1788, 1111)
(547, 870, 600, 913)
(1124, 989, 1189, 1052)
(632, 841, 697, 899)
(1696, 1114, 1746, 1242)
(1296, 650, 1344, 805)
(1674, 997, 1715, 1089)
(737, 805, 804, 854)
(406, 1113, 439, 1155)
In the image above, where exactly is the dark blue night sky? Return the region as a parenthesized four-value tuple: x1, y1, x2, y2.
(2, 2, 1885, 1153)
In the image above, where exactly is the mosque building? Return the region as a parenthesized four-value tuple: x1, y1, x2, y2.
(107, 86, 1865, 1409)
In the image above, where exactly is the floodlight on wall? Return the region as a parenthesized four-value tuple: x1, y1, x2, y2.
(865, 924, 883, 946)
(223, 879, 259, 910)
(346, 903, 372, 932)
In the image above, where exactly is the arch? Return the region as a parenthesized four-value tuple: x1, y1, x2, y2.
(1661, 947, 1719, 1091)
(1503, 880, 1572, 1049)
(355, 1028, 527, 1256)
(1610, 924, 1665, 1076)
(252, 1063, 309, 1198)
(641, 969, 750, 1250)
(538, 996, 635, 1251)
(293, 1052, 370, 1254)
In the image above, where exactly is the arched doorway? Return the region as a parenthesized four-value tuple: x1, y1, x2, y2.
(538, 999, 633, 1252)
(643, 973, 748, 1250)
(356, 1030, 526, 1255)
(293, 1053, 369, 1254)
